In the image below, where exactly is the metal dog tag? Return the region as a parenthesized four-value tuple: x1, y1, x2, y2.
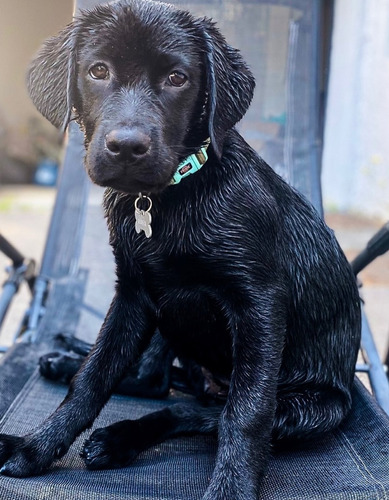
(134, 194, 152, 238)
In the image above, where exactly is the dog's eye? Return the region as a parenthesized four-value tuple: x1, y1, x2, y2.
(89, 64, 109, 80)
(167, 71, 187, 87)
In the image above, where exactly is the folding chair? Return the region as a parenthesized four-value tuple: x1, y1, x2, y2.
(0, 1, 388, 498)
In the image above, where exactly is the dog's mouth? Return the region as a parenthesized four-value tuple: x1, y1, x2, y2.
(84, 138, 204, 194)
(82, 122, 184, 194)
(85, 156, 177, 195)
(84, 129, 210, 194)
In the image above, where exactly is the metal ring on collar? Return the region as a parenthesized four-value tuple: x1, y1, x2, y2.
(134, 193, 152, 213)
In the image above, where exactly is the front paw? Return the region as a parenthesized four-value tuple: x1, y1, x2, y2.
(81, 421, 141, 470)
(0, 434, 51, 477)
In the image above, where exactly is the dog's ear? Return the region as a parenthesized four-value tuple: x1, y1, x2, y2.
(202, 20, 255, 158)
(27, 23, 78, 132)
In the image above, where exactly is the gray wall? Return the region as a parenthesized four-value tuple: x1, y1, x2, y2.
(0, 1, 72, 137)
(322, 0, 389, 220)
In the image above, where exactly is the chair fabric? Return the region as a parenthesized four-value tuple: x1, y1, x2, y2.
(0, 372, 388, 500)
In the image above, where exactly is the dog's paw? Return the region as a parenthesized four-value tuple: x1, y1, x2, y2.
(81, 421, 141, 470)
(39, 352, 83, 383)
(0, 435, 23, 465)
(0, 434, 51, 477)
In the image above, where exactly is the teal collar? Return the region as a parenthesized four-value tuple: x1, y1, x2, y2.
(171, 139, 210, 185)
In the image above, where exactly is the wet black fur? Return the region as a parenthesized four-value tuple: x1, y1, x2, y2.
(0, 1, 361, 498)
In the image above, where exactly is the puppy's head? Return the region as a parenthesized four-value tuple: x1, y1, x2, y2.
(27, 0, 255, 194)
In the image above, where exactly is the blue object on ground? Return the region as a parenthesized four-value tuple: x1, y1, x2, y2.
(34, 159, 58, 187)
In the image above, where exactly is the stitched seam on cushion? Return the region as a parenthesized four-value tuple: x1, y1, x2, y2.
(335, 429, 387, 500)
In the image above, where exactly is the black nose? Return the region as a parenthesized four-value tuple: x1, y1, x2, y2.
(105, 128, 151, 162)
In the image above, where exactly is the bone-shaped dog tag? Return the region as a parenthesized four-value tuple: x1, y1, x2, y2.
(134, 194, 152, 238)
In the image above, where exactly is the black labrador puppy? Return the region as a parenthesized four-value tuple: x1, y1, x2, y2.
(0, 1, 361, 498)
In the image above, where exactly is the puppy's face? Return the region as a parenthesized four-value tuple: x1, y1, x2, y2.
(75, 7, 205, 194)
(27, 0, 255, 195)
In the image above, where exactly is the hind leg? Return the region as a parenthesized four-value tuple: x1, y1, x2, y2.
(40, 330, 174, 399)
(39, 351, 85, 383)
(39, 333, 91, 383)
(273, 385, 352, 442)
(81, 403, 222, 470)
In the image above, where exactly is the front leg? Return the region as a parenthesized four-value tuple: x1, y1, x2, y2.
(0, 288, 156, 477)
(203, 294, 286, 500)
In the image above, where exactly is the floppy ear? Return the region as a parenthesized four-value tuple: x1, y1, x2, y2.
(26, 23, 78, 132)
(202, 20, 255, 158)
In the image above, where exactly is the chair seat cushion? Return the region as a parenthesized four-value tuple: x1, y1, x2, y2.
(0, 372, 387, 500)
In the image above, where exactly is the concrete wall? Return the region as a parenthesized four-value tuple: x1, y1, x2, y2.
(322, 0, 389, 220)
(0, 1, 72, 133)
